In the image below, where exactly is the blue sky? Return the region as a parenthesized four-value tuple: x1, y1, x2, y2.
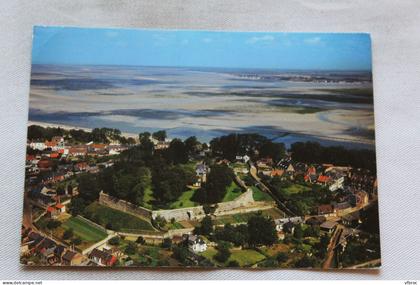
(32, 26, 372, 70)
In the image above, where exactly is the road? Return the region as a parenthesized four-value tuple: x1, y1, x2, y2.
(249, 163, 295, 217)
(345, 258, 381, 269)
(22, 192, 33, 229)
(322, 224, 344, 269)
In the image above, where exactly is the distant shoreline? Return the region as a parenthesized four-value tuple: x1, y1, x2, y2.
(27, 120, 139, 139)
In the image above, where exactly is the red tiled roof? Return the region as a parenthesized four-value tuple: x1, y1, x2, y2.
(307, 166, 316, 175)
(46, 206, 55, 213)
(318, 204, 333, 214)
(271, 169, 284, 176)
(50, 153, 59, 158)
(45, 141, 57, 147)
(317, 175, 330, 183)
(55, 203, 64, 209)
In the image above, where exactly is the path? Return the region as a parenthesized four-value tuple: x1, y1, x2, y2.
(249, 162, 295, 217)
(322, 224, 344, 269)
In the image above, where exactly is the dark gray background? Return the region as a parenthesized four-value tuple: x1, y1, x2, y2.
(1, 0, 419, 279)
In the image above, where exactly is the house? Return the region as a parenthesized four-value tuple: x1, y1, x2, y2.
(54, 245, 66, 262)
(62, 251, 84, 266)
(236, 155, 250, 163)
(306, 216, 327, 227)
(194, 163, 208, 187)
(184, 234, 207, 253)
(286, 163, 295, 174)
(333, 201, 352, 214)
(74, 162, 89, 172)
(29, 141, 46, 151)
(257, 158, 273, 168)
(37, 159, 53, 171)
(155, 141, 170, 150)
(270, 169, 284, 178)
(350, 191, 369, 207)
(317, 204, 335, 216)
(88, 248, 117, 266)
(317, 175, 331, 185)
(46, 206, 60, 219)
(274, 217, 303, 232)
(282, 221, 296, 234)
(320, 221, 338, 233)
(341, 212, 361, 227)
(55, 203, 66, 213)
(328, 175, 345, 191)
(68, 146, 87, 157)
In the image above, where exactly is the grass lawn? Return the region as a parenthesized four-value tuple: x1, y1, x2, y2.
(62, 216, 108, 242)
(142, 186, 154, 210)
(169, 189, 198, 209)
(281, 183, 311, 196)
(222, 181, 243, 202)
(213, 207, 284, 226)
(251, 186, 274, 202)
(84, 202, 156, 232)
(229, 249, 266, 266)
(201, 247, 266, 267)
(165, 221, 184, 230)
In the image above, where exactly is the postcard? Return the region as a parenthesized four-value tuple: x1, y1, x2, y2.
(21, 26, 380, 269)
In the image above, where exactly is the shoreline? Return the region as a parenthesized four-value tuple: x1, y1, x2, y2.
(27, 121, 139, 139)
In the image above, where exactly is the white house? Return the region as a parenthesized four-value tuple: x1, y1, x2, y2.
(186, 235, 207, 253)
(29, 141, 46, 151)
(236, 155, 250, 163)
(329, 176, 345, 191)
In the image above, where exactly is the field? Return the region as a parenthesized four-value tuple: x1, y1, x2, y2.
(62, 216, 108, 242)
(84, 202, 156, 232)
(213, 208, 284, 226)
(201, 247, 266, 267)
(169, 189, 198, 209)
(251, 186, 274, 201)
(222, 181, 243, 202)
(168, 180, 242, 209)
(141, 186, 154, 209)
(281, 183, 311, 196)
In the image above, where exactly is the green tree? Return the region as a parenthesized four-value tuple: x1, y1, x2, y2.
(69, 197, 86, 216)
(71, 237, 82, 246)
(108, 236, 121, 246)
(139, 132, 151, 141)
(125, 241, 138, 255)
(247, 215, 277, 247)
(194, 164, 233, 204)
(214, 241, 231, 263)
(166, 139, 188, 164)
(62, 228, 74, 240)
(227, 260, 240, 267)
(152, 130, 167, 141)
(276, 252, 288, 264)
(172, 245, 189, 264)
(293, 224, 304, 240)
(136, 236, 146, 245)
(184, 136, 199, 154)
(195, 216, 213, 236)
(46, 219, 61, 230)
(162, 238, 172, 249)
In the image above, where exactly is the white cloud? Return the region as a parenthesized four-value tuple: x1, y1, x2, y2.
(246, 35, 275, 44)
(202, 38, 213, 43)
(105, 31, 119, 38)
(304, 36, 324, 46)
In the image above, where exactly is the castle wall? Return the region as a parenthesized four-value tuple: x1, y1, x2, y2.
(99, 188, 273, 223)
(98, 191, 152, 219)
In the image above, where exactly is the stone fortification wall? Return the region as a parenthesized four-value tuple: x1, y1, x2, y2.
(98, 191, 152, 219)
(100, 189, 272, 223)
(152, 189, 256, 222)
